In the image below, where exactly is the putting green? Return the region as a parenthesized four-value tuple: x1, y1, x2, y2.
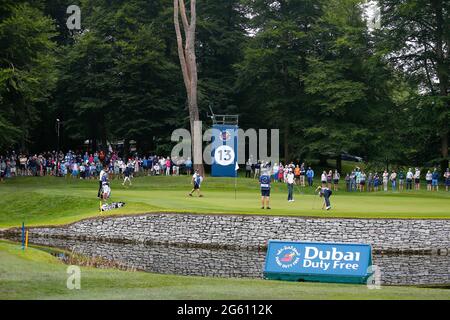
(0, 176, 449, 228)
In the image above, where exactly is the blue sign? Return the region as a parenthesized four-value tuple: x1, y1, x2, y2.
(211, 124, 238, 177)
(264, 241, 373, 284)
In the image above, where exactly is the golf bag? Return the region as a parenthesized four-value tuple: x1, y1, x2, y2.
(101, 202, 126, 212)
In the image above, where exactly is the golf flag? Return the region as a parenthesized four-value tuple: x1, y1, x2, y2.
(211, 124, 238, 177)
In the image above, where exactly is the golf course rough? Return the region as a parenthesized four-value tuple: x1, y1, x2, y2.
(1, 241, 449, 300)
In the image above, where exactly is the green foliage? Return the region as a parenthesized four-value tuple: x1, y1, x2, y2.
(377, 0, 449, 168)
(0, 0, 446, 168)
(0, 2, 57, 150)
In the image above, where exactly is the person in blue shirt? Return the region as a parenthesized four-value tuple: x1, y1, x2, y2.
(306, 167, 314, 187)
(259, 170, 271, 209)
(316, 186, 333, 211)
(142, 157, 148, 175)
(432, 168, 439, 191)
(188, 170, 203, 197)
(185, 157, 193, 176)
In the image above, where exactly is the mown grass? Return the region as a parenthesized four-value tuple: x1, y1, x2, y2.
(0, 241, 448, 300)
(0, 175, 449, 228)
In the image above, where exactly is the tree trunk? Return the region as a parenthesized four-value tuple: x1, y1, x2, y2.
(123, 139, 130, 161)
(336, 154, 342, 173)
(441, 132, 449, 172)
(284, 123, 290, 164)
(174, 0, 204, 176)
(319, 154, 327, 167)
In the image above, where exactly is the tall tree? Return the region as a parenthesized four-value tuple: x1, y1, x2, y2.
(379, 0, 450, 171)
(302, 0, 394, 170)
(0, 2, 57, 151)
(196, 0, 247, 114)
(52, 0, 184, 155)
(174, 0, 204, 174)
(236, 0, 323, 162)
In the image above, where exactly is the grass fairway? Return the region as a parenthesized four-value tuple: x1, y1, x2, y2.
(0, 241, 448, 300)
(0, 175, 449, 228)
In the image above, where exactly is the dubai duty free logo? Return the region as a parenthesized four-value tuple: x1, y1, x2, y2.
(275, 246, 300, 269)
(219, 130, 232, 142)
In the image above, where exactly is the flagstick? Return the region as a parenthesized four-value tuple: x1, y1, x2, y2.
(234, 171, 237, 200)
(235, 162, 239, 200)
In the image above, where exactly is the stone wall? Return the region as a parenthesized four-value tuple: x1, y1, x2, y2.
(16, 237, 450, 285)
(3, 213, 449, 253)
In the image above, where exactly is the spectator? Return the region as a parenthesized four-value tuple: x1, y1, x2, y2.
(374, 173, 380, 192)
(278, 163, 284, 183)
(245, 159, 252, 178)
(414, 168, 421, 190)
(333, 170, 340, 191)
(383, 170, 389, 192)
(10, 157, 16, 177)
(165, 157, 171, 176)
(350, 170, 356, 192)
(444, 169, 450, 192)
(390, 170, 397, 191)
(432, 168, 439, 191)
(321, 171, 327, 186)
(327, 170, 333, 189)
(355, 168, 361, 191)
(406, 168, 413, 190)
(360, 171, 367, 192)
(367, 173, 373, 192)
(426, 170, 432, 191)
(0, 157, 5, 182)
(300, 163, 306, 187)
(272, 163, 279, 182)
(306, 167, 314, 187)
(80, 162, 86, 179)
(19, 154, 27, 176)
(398, 170, 405, 191)
(185, 157, 192, 176)
(294, 165, 301, 185)
(254, 161, 261, 179)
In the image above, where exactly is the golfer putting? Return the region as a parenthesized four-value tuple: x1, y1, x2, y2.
(188, 169, 204, 197)
(316, 186, 333, 211)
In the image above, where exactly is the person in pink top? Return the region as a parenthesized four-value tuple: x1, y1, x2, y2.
(165, 157, 172, 176)
(278, 165, 284, 183)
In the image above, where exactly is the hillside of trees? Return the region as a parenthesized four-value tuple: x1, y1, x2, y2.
(0, 0, 448, 170)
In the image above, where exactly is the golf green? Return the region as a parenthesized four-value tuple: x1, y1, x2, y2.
(0, 175, 448, 228)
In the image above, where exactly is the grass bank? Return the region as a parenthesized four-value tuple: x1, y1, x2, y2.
(0, 241, 448, 300)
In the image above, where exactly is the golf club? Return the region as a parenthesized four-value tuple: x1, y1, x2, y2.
(312, 189, 319, 210)
(295, 184, 304, 195)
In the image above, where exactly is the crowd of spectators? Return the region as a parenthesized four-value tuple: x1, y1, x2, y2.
(244, 159, 450, 192)
(0, 150, 193, 182)
(1, 150, 449, 192)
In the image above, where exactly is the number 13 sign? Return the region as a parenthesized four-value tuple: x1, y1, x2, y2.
(211, 125, 238, 177)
